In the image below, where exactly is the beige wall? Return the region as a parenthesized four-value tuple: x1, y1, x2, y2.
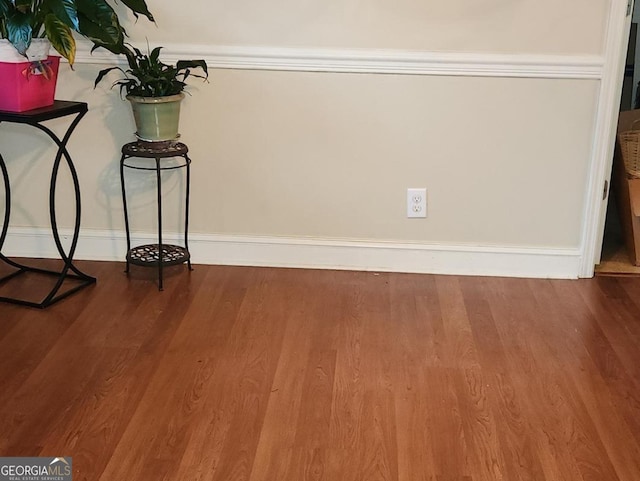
(0, 0, 609, 258)
(126, 0, 608, 55)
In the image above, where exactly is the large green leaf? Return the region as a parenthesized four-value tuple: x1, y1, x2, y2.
(149, 45, 161, 62)
(6, 10, 32, 55)
(115, 0, 153, 22)
(44, 13, 75, 63)
(76, 0, 123, 49)
(77, 12, 123, 53)
(75, 0, 117, 24)
(46, 0, 80, 31)
(0, 0, 11, 16)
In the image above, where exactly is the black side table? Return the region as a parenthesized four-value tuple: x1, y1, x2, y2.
(0, 101, 96, 308)
(120, 141, 192, 290)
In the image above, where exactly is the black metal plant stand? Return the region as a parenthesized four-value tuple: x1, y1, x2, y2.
(119, 140, 192, 290)
(0, 101, 96, 308)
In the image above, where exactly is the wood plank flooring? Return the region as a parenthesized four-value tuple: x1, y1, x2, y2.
(1, 261, 640, 481)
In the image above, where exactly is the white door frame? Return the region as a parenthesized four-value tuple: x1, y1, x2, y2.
(581, 0, 635, 277)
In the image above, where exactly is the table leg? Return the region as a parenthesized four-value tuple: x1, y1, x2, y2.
(120, 155, 132, 274)
(156, 157, 164, 291)
(0, 153, 26, 282)
(0, 109, 95, 308)
(0, 153, 11, 254)
(185, 154, 192, 271)
(35, 112, 95, 305)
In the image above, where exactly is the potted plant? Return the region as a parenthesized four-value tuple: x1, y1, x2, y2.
(0, 0, 153, 111)
(95, 45, 209, 142)
(0, 0, 154, 64)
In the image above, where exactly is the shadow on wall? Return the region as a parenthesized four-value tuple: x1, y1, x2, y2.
(0, 123, 60, 228)
(95, 118, 187, 235)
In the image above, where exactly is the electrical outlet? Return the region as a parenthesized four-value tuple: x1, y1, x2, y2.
(407, 188, 427, 218)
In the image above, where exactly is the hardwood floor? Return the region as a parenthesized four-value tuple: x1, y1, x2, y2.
(1, 261, 640, 481)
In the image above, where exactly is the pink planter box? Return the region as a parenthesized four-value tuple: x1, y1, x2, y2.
(0, 56, 60, 112)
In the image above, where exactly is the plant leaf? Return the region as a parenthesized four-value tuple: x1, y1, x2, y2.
(150, 45, 161, 62)
(75, 0, 123, 50)
(176, 60, 208, 76)
(75, 0, 114, 23)
(0, 0, 11, 16)
(94, 65, 124, 87)
(130, 43, 142, 57)
(115, 0, 154, 22)
(76, 12, 122, 53)
(47, 0, 80, 31)
(44, 13, 76, 63)
(6, 10, 31, 55)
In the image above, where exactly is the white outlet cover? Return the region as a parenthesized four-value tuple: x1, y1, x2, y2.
(407, 188, 427, 218)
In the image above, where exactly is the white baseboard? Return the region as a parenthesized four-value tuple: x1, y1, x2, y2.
(2, 227, 582, 279)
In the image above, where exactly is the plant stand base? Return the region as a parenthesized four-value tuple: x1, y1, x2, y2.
(120, 141, 192, 291)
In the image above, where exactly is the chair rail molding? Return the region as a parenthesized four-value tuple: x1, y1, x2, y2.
(71, 40, 617, 278)
(75, 43, 604, 79)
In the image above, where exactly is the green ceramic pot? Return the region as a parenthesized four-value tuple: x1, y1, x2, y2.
(127, 93, 185, 141)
